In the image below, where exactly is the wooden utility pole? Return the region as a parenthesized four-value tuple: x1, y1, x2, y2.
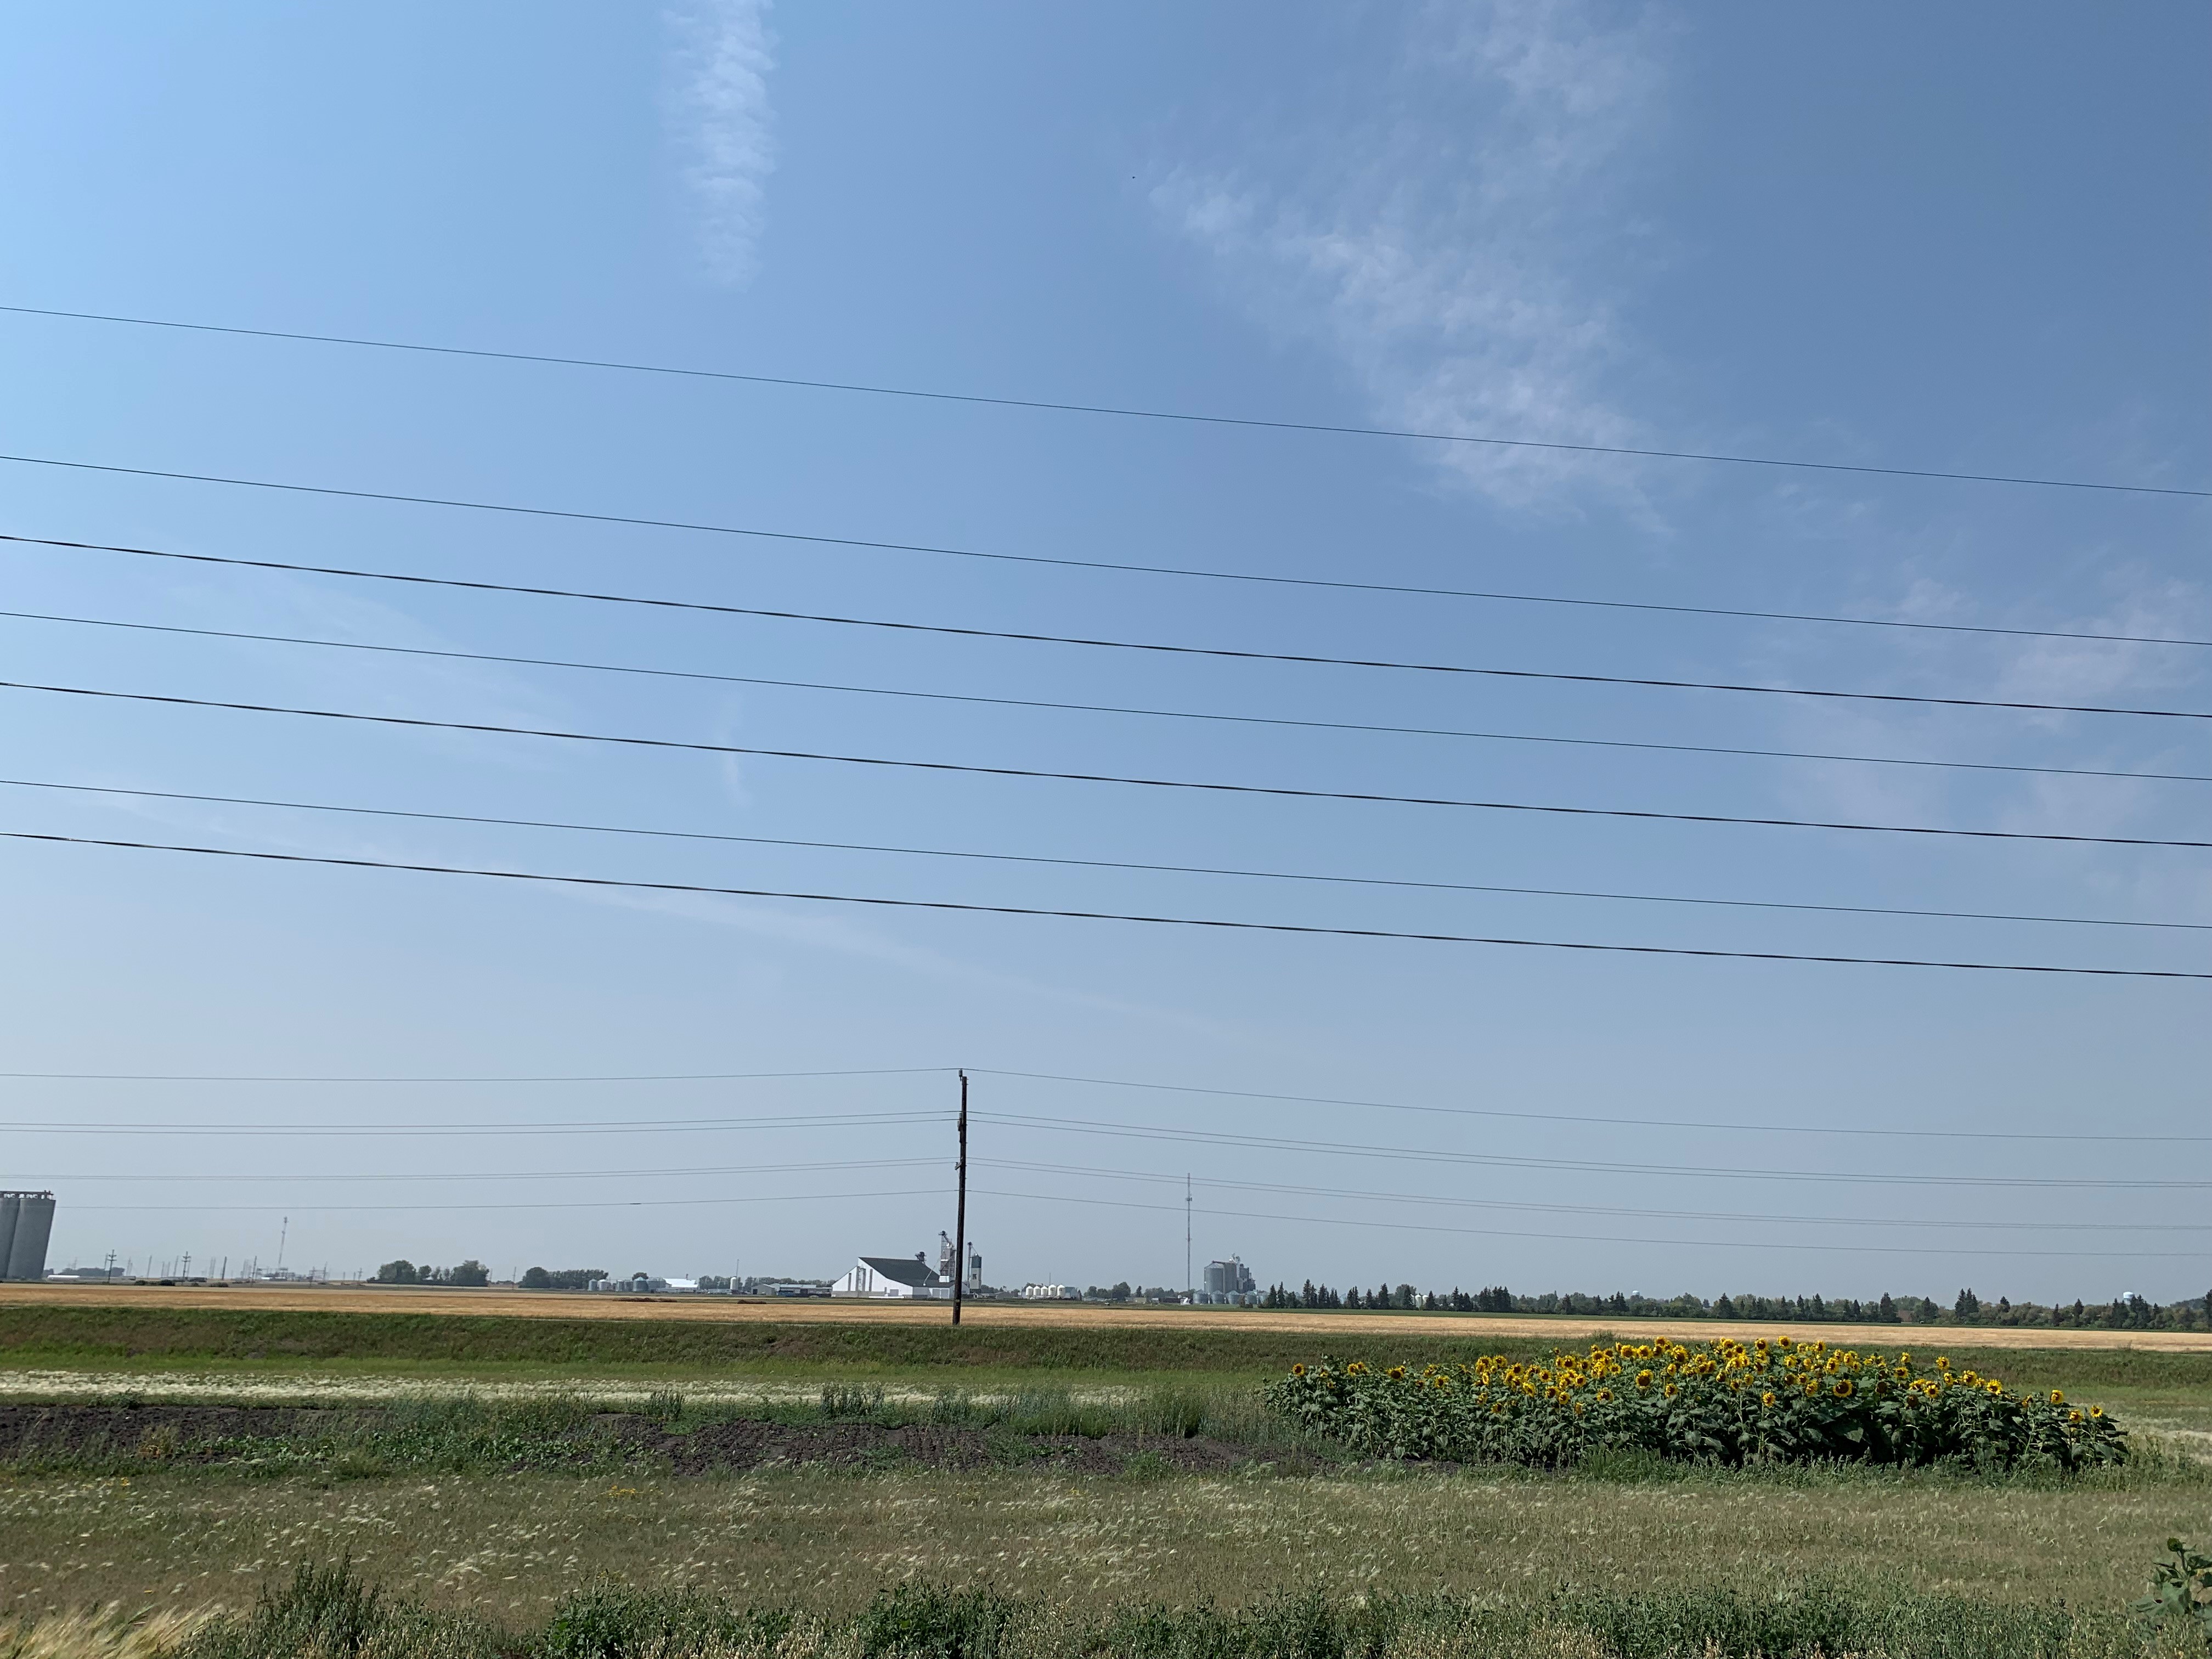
(952, 1070, 969, 1327)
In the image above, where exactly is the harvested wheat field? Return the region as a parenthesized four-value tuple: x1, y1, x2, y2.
(3, 1282, 2202, 1351)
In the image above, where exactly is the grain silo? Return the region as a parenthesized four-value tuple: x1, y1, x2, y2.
(1, 1192, 54, 1281)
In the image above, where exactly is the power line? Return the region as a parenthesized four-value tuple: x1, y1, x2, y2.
(7, 507, 2211, 661)
(10, 827, 2208, 979)
(0, 1058, 2177, 1148)
(66, 1175, 2200, 1257)
(38, 1158, 943, 1184)
(977, 1111, 2212, 1188)
(0, 1108, 943, 1137)
(974, 1159, 2212, 1231)
(972, 1189, 2204, 1260)
(15, 680, 2210, 848)
(0, 1065, 947, 1085)
(32, 1152, 2206, 1228)
(973, 1070, 2212, 1145)
(17, 604, 2206, 786)
(71, 1185, 949, 1215)
(16, 532, 2211, 719)
(13, 774, 2200, 934)
(76, 1177, 2205, 1256)
(5, 303, 2204, 500)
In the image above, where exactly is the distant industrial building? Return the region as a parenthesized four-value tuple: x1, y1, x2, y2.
(0, 1193, 55, 1282)
(832, 1253, 951, 1299)
(938, 1231, 983, 1293)
(1019, 1283, 1079, 1300)
(1198, 1256, 1257, 1306)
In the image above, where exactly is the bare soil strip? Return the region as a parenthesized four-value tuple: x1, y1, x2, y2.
(4, 1283, 2202, 1350)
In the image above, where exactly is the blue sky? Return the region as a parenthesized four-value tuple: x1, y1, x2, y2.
(1, 3, 2205, 1301)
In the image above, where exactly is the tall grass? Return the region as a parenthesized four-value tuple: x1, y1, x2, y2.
(10, 1564, 2176, 1658)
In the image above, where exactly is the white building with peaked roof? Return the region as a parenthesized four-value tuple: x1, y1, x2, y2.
(831, 1253, 951, 1299)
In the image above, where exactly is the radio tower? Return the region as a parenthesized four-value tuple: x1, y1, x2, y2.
(1184, 1175, 1192, 1303)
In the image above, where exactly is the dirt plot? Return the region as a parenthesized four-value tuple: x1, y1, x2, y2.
(0, 1402, 1263, 1475)
(0, 1403, 338, 1458)
(3, 1281, 2202, 1350)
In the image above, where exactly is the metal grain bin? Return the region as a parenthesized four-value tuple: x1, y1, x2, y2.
(2, 1193, 53, 1281)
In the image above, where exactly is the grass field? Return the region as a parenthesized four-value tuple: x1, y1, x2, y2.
(2, 1460, 2208, 1624)
(1, 1292, 2209, 1655)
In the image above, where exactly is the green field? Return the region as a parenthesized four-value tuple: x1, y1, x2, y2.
(2, 1307, 2209, 1656)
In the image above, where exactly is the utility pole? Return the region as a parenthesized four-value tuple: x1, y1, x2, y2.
(952, 1070, 969, 1328)
(1184, 1175, 1192, 1304)
(276, 1217, 288, 1273)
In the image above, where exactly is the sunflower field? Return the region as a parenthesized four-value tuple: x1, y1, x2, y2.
(1263, 1337, 2129, 1470)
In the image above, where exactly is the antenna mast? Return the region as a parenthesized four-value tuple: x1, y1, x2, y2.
(1184, 1174, 1192, 1303)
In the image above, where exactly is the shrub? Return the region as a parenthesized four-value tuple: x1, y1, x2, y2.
(851, 1583, 1023, 1658)
(1264, 1336, 2130, 1469)
(538, 1582, 789, 1658)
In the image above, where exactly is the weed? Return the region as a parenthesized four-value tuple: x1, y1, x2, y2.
(2131, 1537, 2212, 1640)
(1120, 1450, 1174, 1481)
(539, 1580, 789, 1658)
(819, 1384, 885, 1422)
(850, 1582, 1023, 1658)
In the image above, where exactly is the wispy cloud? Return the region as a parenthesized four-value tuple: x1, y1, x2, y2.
(1154, 0, 1666, 509)
(665, 0, 778, 285)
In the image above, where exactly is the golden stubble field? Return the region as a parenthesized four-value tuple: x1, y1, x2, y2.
(3, 1281, 2204, 1351)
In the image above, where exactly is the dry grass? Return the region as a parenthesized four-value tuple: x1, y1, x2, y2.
(0, 1464, 2204, 1627)
(3, 1284, 2203, 1351)
(0, 1606, 212, 1658)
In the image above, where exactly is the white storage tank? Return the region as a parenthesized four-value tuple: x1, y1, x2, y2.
(1, 1192, 54, 1281)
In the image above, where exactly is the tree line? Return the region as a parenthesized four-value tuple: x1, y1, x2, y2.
(374, 1259, 489, 1286)
(1251, 1282, 2211, 1330)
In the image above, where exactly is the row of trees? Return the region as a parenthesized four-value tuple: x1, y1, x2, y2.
(374, 1259, 489, 1286)
(1247, 1282, 2212, 1330)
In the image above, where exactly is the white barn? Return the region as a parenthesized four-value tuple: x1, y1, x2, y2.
(831, 1254, 950, 1299)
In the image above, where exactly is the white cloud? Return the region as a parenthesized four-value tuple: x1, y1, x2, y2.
(665, 0, 778, 285)
(1154, 0, 1665, 510)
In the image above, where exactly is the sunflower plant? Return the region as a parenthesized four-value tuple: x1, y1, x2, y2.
(1264, 1339, 2128, 1470)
